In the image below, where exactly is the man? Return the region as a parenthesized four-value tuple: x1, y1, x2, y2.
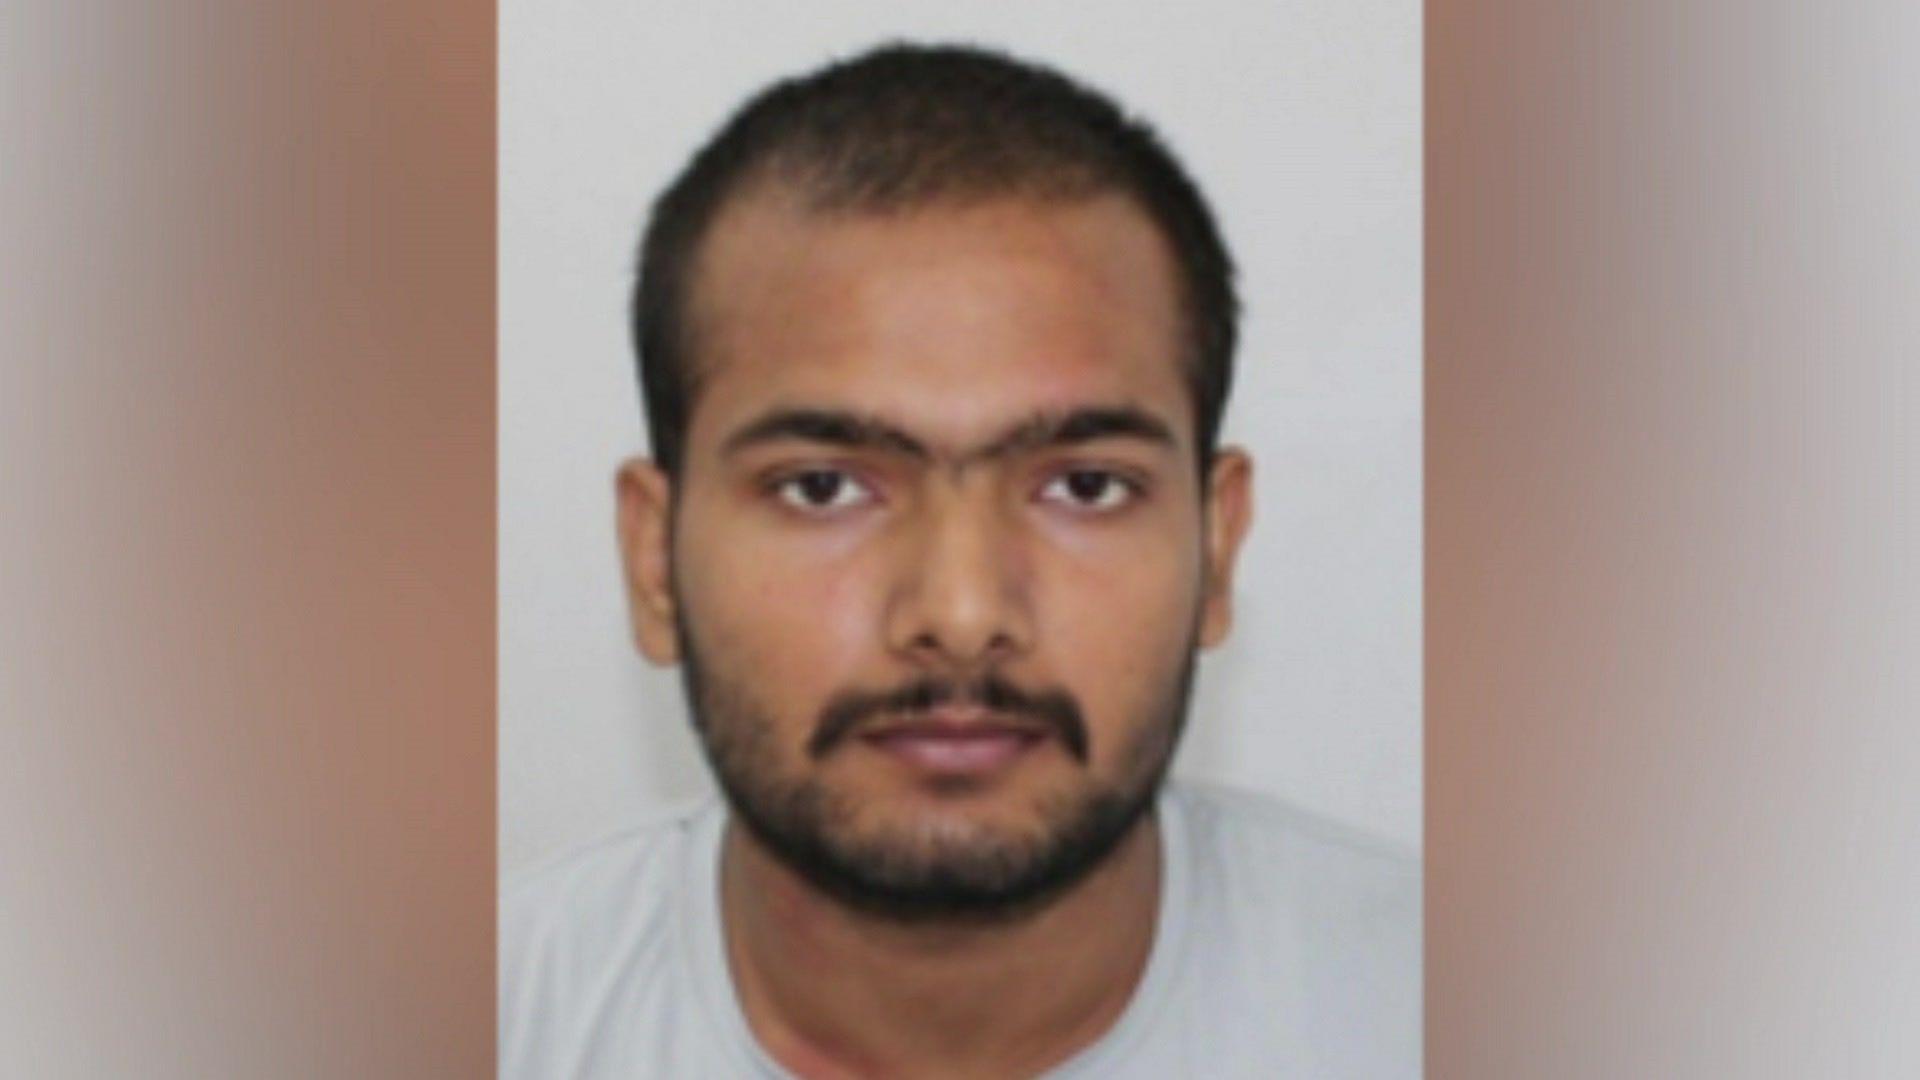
(503, 43, 1418, 1078)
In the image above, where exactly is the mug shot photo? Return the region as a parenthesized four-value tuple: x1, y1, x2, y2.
(502, 19, 1419, 1080)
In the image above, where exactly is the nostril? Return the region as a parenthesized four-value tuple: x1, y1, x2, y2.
(902, 626, 1020, 667)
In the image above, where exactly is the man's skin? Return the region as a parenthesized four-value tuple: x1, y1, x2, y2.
(615, 188, 1253, 1078)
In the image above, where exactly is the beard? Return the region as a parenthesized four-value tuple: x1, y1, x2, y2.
(675, 613, 1200, 925)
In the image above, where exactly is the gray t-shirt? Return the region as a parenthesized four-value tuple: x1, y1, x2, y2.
(501, 782, 1420, 1078)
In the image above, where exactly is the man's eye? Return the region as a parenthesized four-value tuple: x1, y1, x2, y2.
(771, 469, 875, 512)
(1038, 469, 1141, 512)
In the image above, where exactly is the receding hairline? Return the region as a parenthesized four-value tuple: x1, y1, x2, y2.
(672, 175, 1204, 406)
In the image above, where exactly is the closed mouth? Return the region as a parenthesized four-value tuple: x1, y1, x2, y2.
(857, 713, 1051, 773)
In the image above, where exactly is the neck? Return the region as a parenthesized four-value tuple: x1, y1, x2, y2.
(720, 810, 1164, 1080)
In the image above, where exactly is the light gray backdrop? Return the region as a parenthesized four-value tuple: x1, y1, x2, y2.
(501, 0, 1421, 876)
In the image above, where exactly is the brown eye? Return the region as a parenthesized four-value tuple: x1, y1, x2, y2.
(772, 468, 874, 512)
(1038, 469, 1140, 512)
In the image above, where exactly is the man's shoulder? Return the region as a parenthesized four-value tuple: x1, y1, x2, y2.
(504, 797, 717, 928)
(1173, 780, 1418, 886)
(500, 798, 730, 1076)
(500, 797, 720, 999)
(1171, 780, 1419, 939)
(1160, 782, 1421, 1075)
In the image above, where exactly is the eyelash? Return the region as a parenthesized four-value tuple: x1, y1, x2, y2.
(764, 467, 880, 513)
(759, 465, 1150, 517)
(1035, 468, 1148, 513)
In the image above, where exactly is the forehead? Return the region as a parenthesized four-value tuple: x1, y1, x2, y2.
(682, 190, 1191, 457)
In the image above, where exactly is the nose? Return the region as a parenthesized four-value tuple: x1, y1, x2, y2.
(883, 485, 1034, 671)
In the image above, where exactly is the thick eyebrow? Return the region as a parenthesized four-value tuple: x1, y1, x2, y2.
(721, 408, 931, 459)
(969, 405, 1177, 464)
(719, 404, 1178, 465)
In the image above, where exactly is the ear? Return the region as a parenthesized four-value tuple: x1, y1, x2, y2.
(1197, 447, 1254, 649)
(615, 457, 681, 665)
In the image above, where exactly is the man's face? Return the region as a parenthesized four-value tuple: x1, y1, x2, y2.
(619, 190, 1251, 920)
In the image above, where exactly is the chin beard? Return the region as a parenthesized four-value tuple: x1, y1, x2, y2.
(721, 766, 1163, 925)
(674, 624, 1197, 925)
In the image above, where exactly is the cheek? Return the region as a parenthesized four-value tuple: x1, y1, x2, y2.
(1033, 528, 1202, 747)
(675, 504, 881, 703)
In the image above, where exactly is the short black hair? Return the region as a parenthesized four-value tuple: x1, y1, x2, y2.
(632, 42, 1238, 478)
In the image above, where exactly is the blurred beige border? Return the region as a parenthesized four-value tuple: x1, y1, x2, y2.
(1429, 1, 1920, 1075)
(2, 1, 494, 1075)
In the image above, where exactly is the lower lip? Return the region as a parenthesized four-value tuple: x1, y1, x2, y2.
(861, 729, 1045, 774)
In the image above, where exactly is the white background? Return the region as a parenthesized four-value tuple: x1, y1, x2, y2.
(501, 1, 1421, 877)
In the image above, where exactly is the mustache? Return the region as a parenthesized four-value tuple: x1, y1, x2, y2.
(808, 675, 1089, 762)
